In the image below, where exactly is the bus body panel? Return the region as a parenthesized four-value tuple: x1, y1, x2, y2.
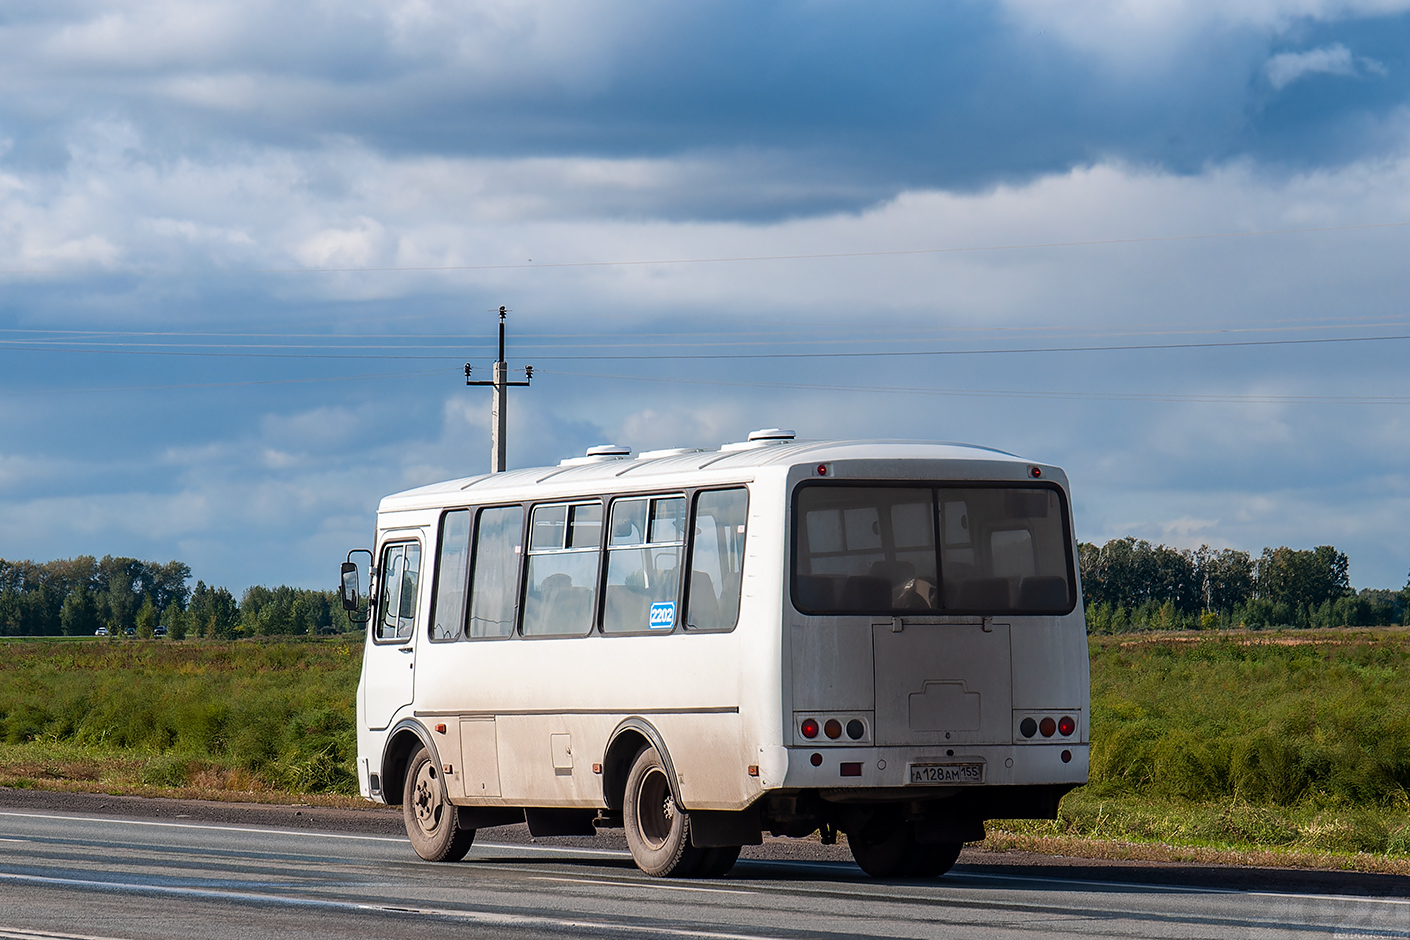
(353, 440, 1089, 831)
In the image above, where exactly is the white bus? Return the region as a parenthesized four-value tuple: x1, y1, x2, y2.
(341, 431, 1089, 878)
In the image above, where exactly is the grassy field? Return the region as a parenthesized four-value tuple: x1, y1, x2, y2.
(0, 636, 362, 801)
(3, 629, 1409, 868)
(988, 629, 1410, 871)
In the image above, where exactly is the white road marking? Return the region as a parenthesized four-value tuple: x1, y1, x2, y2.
(947, 869, 1410, 908)
(0, 928, 136, 940)
(529, 874, 758, 896)
(0, 871, 788, 940)
(0, 810, 407, 843)
(6, 808, 1408, 913)
(0, 810, 629, 856)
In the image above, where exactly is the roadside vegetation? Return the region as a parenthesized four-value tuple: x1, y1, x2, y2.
(4, 548, 1410, 870)
(6, 628, 1410, 870)
(0, 637, 362, 801)
(994, 628, 1410, 870)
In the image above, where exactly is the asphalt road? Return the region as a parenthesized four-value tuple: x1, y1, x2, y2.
(0, 792, 1407, 940)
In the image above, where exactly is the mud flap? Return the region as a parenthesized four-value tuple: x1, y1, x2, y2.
(914, 817, 986, 844)
(689, 806, 764, 848)
(457, 806, 526, 830)
(525, 807, 597, 836)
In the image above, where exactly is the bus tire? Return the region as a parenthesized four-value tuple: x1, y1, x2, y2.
(694, 845, 741, 878)
(623, 747, 703, 877)
(848, 821, 914, 878)
(403, 746, 475, 862)
(908, 840, 962, 878)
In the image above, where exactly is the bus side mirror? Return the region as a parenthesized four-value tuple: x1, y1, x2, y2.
(341, 549, 373, 623)
(340, 562, 361, 611)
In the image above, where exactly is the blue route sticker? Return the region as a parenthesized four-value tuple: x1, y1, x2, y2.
(648, 601, 676, 629)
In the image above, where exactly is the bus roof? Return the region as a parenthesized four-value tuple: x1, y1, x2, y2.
(377, 439, 1056, 514)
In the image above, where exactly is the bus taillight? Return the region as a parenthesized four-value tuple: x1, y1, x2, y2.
(1058, 715, 1076, 736)
(801, 718, 819, 739)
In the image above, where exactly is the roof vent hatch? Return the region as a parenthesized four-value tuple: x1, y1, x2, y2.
(559, 444, 633, 466)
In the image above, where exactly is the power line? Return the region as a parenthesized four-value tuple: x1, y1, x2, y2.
(9, 331, 1409, 361)
(0, 316, 1406, 350)
(0, 368, 446, 396)
(544, 369, 1410, 406)
(2, 221, 1407, 277)
(0, 362, 1399, 405)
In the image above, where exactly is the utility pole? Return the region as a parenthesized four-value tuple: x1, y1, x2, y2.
(465, 305, 532, 473)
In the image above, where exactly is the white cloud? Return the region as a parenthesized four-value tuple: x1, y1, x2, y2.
(1265, 42, 1387, 88)
(1003, 1, 1410, 60)
(1, 90, 1409, 588)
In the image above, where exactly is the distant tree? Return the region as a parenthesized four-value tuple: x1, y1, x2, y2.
(1079, 538, 1202, 613)
(146, 560, 193, 612)
(60, 585, 99, 636)
(135, 595, 157, 639)
(1255, 546, 1351, 611)
(188, 580, 239, 639)
(96, 556, 144, 635)
(1193, 546, 1255, 613)
(160, 600, 186, 640)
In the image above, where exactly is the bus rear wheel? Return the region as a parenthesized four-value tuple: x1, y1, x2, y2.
(403, 746, 475, 862)
(623, 747, 704, 877)
(849, 822, 961, 878)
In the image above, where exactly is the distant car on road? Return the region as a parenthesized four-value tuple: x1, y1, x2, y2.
(123, 627, 135, 637)
(153, 625, 168, 638)
(94, 626, 109, 637)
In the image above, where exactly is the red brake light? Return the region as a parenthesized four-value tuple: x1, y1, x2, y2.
(801, 718, 819, 739)
(1058, 715, 1076, 736)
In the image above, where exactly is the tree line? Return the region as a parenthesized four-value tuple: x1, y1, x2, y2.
(0, 555, 343, 638)
(5, 543, 1407, 639)
(1080, 538, 1409, 632)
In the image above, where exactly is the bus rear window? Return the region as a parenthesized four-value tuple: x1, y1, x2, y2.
(793, 484, 1073, 615)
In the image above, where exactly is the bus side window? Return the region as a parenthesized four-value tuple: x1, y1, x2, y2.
(687, 488, 748, 631)
(468, 505, 523, 638)
(522, 502, 601, 637)
(603, 496, 685, 633)
(429, 510, 471, 642)
(377, 542, 421, 642)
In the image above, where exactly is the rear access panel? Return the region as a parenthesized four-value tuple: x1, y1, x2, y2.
(872, 621, 1012, 746)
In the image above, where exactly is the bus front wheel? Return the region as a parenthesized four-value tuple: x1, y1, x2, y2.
(403, 746, 475, 862)
(623, 747, 705, 877)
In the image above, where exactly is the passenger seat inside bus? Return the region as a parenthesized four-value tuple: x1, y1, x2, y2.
(1018, 576, 1068, 610)
(955, 577, 1011, 610)
(688, 571, 720, 628)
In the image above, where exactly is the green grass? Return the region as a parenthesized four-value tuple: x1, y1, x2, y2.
(1086, 629, 1410, 808)
(0, 636, 362, 798)
(986, 628, 1410, 867)
(4, 628, 1410, 867)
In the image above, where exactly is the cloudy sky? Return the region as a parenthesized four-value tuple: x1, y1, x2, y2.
(2, 0, 1409, 593)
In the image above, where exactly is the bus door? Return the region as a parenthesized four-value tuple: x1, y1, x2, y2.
(363, 540, 422, 730)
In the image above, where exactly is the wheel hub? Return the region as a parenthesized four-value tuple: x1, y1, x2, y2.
(412, 764, 442, 833)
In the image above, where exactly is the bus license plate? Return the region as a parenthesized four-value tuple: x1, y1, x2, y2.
(909, 762, 984, 785)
